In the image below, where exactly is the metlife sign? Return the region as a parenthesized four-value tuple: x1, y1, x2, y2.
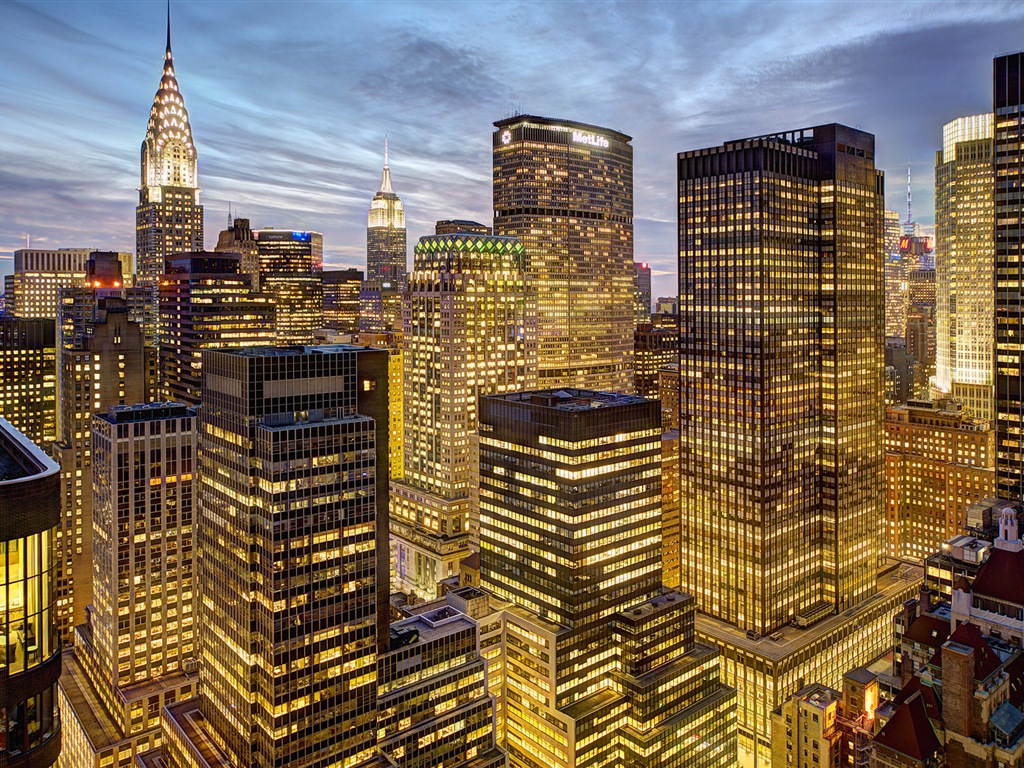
(571, 130, 609, 148)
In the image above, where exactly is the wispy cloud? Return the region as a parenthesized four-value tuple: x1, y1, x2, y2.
(1, 0, 1021, 301)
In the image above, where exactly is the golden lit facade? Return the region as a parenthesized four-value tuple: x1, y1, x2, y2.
(884, 209, 906, 338)
(4, 248, 94, 319)
(157, 252, 275, 405)
(476, 390, 737, 768)
(996, 53, 1024, 501)
(633, 324, 676, 398)
(885, 399, 995, 561)
(136, 28, 203, 291)
(492, 115, 635, 392)
(390, 234, 537, 599)
(253, 229, 324, 346)
(0, 317, 56, 448)
(367, 143, 407, 289)
(377, 610, 506, 768)
(158, 346, 391, 768)
(58, 403, 198, 768)
(935, 114, 995, 421)
(323, 269, 364, 335)
(661, 429, 681, 591)
(677, 125, 885, 636)
(53, 299, 155, 643)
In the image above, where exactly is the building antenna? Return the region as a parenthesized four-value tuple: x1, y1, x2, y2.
(906, 161, 912, 229)
(166, 0, 172, 54)
(384, 134, 389, 168)
(228, 202, 232, 227)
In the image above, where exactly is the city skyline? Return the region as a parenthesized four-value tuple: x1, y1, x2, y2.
(3, 1, 1022, 301)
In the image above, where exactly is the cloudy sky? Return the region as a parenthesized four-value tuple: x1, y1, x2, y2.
(2, 1, 1021, 300)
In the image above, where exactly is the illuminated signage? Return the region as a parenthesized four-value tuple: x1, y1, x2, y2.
(501, 130, 512, 145)
(572, 130, 609, 148)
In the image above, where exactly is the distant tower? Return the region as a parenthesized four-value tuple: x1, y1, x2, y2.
(367, 138, 407, 289)
(904, 161, 914, 235)
(136, 7, 203, 291)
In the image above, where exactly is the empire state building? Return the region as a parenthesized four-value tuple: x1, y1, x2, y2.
(135, 14, 203, 289)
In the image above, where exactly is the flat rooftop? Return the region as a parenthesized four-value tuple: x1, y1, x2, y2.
(697, 561, 924, 662)
(0, 417, 58, 482)
(490, 389, 650, 411)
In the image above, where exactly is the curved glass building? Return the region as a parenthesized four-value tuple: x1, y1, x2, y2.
(0, 417, 61, 766)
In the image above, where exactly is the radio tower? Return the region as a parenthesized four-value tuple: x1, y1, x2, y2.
(904, 161, 915, 235)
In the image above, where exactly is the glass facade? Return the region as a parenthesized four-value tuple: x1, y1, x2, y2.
(322, 269, 363, 335)
(934, 114, 995, 420)
(253, 230, 324, 346)
(493, 115, 635, 392)
(994, 52, 1024, 501)
(157, 252, 276, 406)
(0, 418, 62, 767)
(677, 125, 885, 636)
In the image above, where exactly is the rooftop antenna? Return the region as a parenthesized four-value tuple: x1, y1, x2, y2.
(26, 233, 30, 249)
(384, 135, 389, 168)
(166, 0, 172, 54)
(905, 161, 913, 232)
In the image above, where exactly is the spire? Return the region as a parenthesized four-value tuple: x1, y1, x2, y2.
(379, 137, 394, 194)
(906, 161, 913, 231)
(166, 0, 172, 55)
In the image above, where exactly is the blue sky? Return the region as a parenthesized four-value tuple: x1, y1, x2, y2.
(2, 1, 1022, 301)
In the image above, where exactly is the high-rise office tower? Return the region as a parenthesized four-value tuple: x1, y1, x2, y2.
(634, 260, 652, 328)
(678, 125, 918, 762)
(0, 418, 62, 767)
(359, 280, 403, 334)
(935, 114, 995, 420)
(157, 252, 275, 405)
(0, 317, 57, 447)
(434, 219, 491, 236)
(322, 268, 364, 335)
(3, 248, 128, 319)
(60, 252, 153, 346)
(883, 209, 906, 338)
(994, 52, 1024, 502)
(59, 402, 198, 768)
(53, 299, 156, 641)
(252, 229, 323, 345)
(152, 345, 390, 768)
(633, 322, 676, 398)
(679, 124, 884, 633)
(493, 115, 635, 391)
(135, 16, 203, 292)
(390, 233, 536, 598)
(367, 141, 407, 289)
(477, 389, 737, 768)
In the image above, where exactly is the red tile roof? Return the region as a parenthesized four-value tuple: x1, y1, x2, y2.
(946, 622, 1002, 681)
(1006, 652, 1024, 708)
(972, 547, 1024, 605)
(873, 693, 942, 762)
(953, 575, 972, 593)
(894, 677, 943, 725)
(903, 615, 950, 649)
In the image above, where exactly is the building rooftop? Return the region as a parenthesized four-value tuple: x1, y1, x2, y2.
(228, 344, 384, 358)
(493, 114, 632, 143)
(696, 562, 923, 662)
(160, 699, 232, 768)
(0, 417, 59, 483)
(387, 608, 477, 650)
(874, 693, 942, 761)
(972, 546, 1024, 605)
(99, 401, 196, 424)
(491, 388, 650, 411)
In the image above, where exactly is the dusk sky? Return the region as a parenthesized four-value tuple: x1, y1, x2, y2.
(2, 1, 1022, 300)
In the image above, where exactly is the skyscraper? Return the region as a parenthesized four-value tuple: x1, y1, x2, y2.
(367, 140, 407, 289)
(4, 248, 125, 320)
(935, 115, 995, 420)
(0, 418, 62, 767)
(0, 317, 56, 447)
(677, 125, 916, 762)
(135, 14, 203, 291)
(883, 209, 907, 338)
(214, 216, 259, 278)
(678, 124, 885, 634)
(993, 52, 1024, 501)
(152, 345, 390, 768)
(321, 268, 363, 335)
(634, 260, 652, 328)
(477, 389, 737, 768)
(390, 233, 536, 598)
(157, 252, 275, 405)
(493, 115, 635, 392)
(59, 402, 198, 768)
(53, 298, 156, 641)
(253, 229, 324, 345)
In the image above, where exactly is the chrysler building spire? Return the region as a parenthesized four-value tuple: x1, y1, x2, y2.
(136, 3, 203, 290)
